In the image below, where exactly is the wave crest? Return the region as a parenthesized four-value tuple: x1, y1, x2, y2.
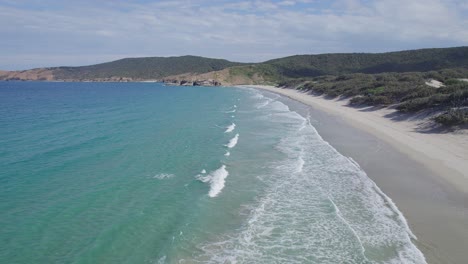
(225, 123, 236, 133)
(225, 134, 239, 148)
(196, 165, 229, 197)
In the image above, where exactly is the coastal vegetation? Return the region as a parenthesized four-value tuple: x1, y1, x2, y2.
(278, 69, 468, 126)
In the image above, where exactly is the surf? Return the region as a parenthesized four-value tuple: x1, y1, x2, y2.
(190, 89, 427, 264)
(196, 165, 229, 198)
(225, 134, 239, 148)
(224, 123, 236, 133)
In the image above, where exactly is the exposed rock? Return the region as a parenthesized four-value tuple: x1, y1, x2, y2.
(0, 68, 55, 81)
(194, 79, 221, 86)
(162, 67, 266, 86)
(163, 78, 222, 86)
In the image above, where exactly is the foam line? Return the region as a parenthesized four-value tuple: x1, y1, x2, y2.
(328, 195, 368, 259)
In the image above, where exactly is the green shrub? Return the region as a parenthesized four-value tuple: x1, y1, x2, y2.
(397, 94, 451, 112)
(424, 71, 443, 80)
(349, 95, 392, 106)
(434, 109, 468, 125)
(366, 86, 385, 95)
(326, 90, 342, 98)
(398, 97, 430, 112)
(445, 79, 462, 85)
(367, 95, 393, 105)
(401, 86, 436, 101)
(438, 68, 468, 79)
(350, 96, 367, 105)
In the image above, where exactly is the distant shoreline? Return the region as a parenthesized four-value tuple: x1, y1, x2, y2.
(236, 84, 468, 264)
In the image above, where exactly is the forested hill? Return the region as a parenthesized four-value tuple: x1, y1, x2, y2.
(162, 47, 468, 85)
(1, 47, 467, 82)
(53, 56, 246, 80)
(0, 56, 247, 81)
(245, 46, 468, 80)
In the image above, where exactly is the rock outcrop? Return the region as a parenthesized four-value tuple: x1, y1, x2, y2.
(0, 68, 55, 81)
(163, 79, 222, 86)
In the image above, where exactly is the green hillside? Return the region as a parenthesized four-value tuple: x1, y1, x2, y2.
(236, 46, 468, 82)
(53, 55, 247, 80)
(4, 47, 466, 82)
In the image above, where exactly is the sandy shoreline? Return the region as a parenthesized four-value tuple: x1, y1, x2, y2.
(237, 85, 468, 264)
(239, 85, 468, 192)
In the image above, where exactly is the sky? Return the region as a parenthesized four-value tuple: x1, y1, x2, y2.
(1, 0, 467, 70)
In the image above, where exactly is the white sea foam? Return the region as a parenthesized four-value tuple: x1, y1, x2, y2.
(370, 176, 418, 240)
(157, 256, 166, 264)
(255, 99, 272, 109)
(153, 173, 174, 180)
(251, 93, 264, 99)
(201, 169, 206, 174)
(307, 123, 422, 242)
(192, 98, 426, 264)
(328, 195, 367, 258)
(254, 93, 281, 109)
(269, 101, 290, 112)
(304, 112, 425, 263)
(295, 156, 305, 173)
(196, 165, 229, 198)
(224, 123, 236, 133)
(225, 134, 239, 148)
(224, 151, 230, 156)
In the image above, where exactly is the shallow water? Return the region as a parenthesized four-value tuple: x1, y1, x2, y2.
(0, 82, 426, 263)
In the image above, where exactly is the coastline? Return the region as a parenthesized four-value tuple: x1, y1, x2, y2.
(237, 85, 468, 264)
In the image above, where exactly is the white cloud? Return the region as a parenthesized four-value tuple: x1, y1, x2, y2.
(254, 0, 279, 10)
(278, 1, 296, 6)
(0, 0, 467, 70)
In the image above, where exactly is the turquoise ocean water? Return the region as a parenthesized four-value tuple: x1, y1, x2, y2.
(0, 82, 426, 263)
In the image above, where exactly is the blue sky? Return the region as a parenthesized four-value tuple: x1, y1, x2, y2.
(1, 0, 467, 70)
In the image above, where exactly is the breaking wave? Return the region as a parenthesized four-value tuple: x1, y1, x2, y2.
(196, 165, 229, 198)
(224, 123, 236, 133)
(225, 134, 239, 149)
